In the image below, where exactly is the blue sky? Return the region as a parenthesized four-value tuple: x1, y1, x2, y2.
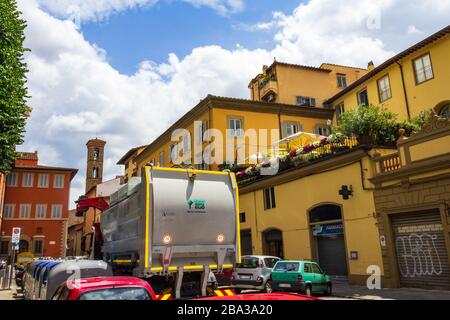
(17, 0, 450, 206)
(80, 0, 301, 74)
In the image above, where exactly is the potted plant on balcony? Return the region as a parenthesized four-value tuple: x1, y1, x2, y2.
(335, 104, 398, 146)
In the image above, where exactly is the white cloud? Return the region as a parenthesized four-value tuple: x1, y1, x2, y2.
(35, 0, 244, 22)
(17, 0, 450, 207)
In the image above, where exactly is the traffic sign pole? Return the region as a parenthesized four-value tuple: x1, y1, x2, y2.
(9, 227, 21, 289)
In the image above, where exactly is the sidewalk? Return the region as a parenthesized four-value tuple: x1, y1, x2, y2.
(332, 283, 450, 300)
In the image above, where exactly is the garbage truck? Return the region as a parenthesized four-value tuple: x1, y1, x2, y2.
(99, 166, 241, 298)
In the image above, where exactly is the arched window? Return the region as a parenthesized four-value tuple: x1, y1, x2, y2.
(93, 148, 100, 160)
(439, 104, 450, 119)
(92, 167, 99, 179)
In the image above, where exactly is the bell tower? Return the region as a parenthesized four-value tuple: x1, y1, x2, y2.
(85, 138, 106, 193)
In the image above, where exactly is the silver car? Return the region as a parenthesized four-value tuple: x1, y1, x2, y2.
(231, 255, 281, 293)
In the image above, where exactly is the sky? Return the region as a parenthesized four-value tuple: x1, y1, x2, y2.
(15, 0, 450, 208)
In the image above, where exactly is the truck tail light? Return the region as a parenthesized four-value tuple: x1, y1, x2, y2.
(298, 275, 303, 281)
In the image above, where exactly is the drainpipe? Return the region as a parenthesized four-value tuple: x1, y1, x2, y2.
(278, 106, 282, 140)
(396, 62, 411, 120)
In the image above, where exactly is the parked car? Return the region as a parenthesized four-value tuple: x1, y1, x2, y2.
(41, 259, 113, 300)
(198, 292, 319, 300)
(231, 255, 281, 293)
(51, 276, 156, 300)
(271, 260, 332, 296)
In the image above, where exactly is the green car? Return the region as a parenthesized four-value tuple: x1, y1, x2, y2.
(271, 260, 332, 296)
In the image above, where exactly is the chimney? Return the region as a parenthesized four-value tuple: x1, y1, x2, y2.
(367, 61, 375, 71)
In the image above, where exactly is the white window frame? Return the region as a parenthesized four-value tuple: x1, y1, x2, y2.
(336, 103, 345, 121)
(3, 204, 15, 219)
(6, 173, 18, 187)
(228, 118, 243, 137)
(337, 74, 347, 88)
(51, 204, 63, 219)
(53, 174, 65, 188)
(19, 204, 31, 219)
(183, 133, 191, 152)
(377, 75, 392, 102)
(413, 53, 433, 84)
(159, 151, 164, 167)
(316, 125, 331, 136)
(22, 173, 34, 187)
(283, 122, 302, 138)
(357, 88, 369, 106)
(38, 174, 49, 188)
(36, 204, 47, 219)
(296, 96, 316, 107)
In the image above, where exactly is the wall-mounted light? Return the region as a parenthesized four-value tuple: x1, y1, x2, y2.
(326, 119, 332, 126)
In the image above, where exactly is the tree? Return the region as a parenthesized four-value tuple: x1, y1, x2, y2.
(0, 0, 29, 173)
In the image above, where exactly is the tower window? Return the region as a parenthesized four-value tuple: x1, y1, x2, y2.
(93, 167, 99, 179)
(93, 148, 100, 160)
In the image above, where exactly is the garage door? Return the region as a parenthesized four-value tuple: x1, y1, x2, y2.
(392, 210, 450, 290)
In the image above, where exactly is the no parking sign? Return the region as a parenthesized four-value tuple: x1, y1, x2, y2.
(12, 227, 21, 245)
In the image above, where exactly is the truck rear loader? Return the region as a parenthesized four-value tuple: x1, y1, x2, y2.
(100, 166, 241, 298)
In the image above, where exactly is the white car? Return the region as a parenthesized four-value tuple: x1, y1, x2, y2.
(231, 255, 281, 293)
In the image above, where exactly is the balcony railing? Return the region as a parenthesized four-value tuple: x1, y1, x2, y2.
(376, 152, 402, 174)
(259, 80, 278, 99)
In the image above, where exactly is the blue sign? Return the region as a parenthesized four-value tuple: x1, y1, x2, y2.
(312, 223, 343, 236)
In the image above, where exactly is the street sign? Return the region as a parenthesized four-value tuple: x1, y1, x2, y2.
(11, 227, 21, 245)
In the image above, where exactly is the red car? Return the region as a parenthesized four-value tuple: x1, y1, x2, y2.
(51, 276, 156, 300)
(199, 293, 319, 300)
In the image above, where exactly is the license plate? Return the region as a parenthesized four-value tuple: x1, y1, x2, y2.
(279, 283, 291, 288)
(240, 275, 251, 280)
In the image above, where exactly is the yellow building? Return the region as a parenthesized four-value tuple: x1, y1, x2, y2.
(133, 95, 335, 174)
(237, 144, 388, 285)
(369, 114, 450, 290)
(249, 61, 367, 106)
(117, 145, 148, 182)
(326, 25, 450, 122)
(119, 26, 450, 290)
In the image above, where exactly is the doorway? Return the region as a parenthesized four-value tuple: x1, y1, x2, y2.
(310, 204, 348, 276)
(262, 229, 284, 258)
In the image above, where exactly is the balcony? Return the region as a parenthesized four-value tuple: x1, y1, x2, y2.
(374, 152, 402, 174)
(258, 75, 278, 102)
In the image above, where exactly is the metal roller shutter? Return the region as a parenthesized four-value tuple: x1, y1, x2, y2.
(317, 234, 348, 276)
(392, 210, 450, 290)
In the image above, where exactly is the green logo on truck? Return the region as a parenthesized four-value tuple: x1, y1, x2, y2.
(187, 199, 206, 210)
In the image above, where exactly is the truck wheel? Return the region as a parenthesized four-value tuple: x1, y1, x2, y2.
(304, 284, 312, 297)
(323, 283, 332, 296)
(264, 281, 273, 294)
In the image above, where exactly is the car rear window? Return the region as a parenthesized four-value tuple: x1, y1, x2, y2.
(274, 262, 299, 272)
(237, 257, 260, 268)
(264, 258, 280, 268)
(78, 287, 151, 300)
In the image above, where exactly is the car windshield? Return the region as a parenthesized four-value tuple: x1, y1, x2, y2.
(264, 258, 280, 268)
(78, 287, 151, 300)
(237, 257, 259, 268)
(274, 262, 299, 272)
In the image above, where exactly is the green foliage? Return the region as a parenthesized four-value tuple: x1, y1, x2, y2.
(335, 105, 431, 145)
(0, 0, 29, 173)
(335, 104, 398, 145)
